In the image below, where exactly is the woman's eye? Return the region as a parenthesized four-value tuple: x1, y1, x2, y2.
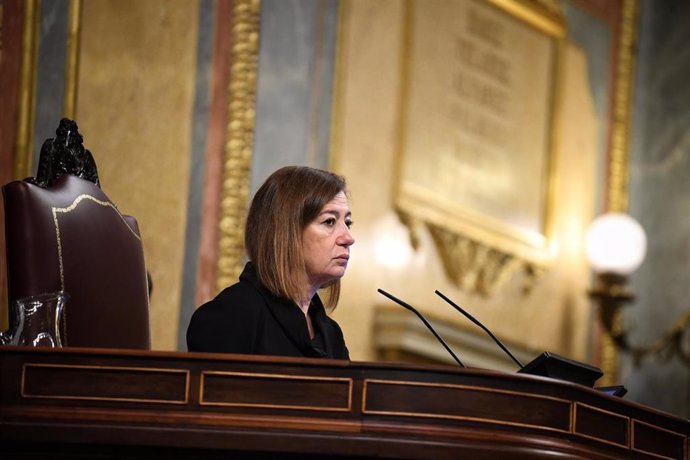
(323, 218, 336, 226)
(345, 220, 353, 229)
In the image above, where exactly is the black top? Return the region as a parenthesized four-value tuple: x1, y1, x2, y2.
(186, 262, 349, 360)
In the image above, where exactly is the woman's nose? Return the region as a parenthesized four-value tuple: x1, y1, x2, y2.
(338, 226, 355, 246)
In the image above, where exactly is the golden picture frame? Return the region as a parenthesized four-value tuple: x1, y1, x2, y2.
(394, 0, 567, 294)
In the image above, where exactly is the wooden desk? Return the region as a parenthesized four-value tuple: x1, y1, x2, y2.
(1, 347, 688, 459)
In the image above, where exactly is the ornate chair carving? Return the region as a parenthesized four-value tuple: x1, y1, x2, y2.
(2, 119, 150, 349)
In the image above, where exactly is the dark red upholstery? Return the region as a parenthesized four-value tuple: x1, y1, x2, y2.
(3, 174, 150, 349)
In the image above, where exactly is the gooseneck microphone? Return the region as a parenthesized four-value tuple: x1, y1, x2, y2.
(433, 290, 606, 389)
(378, 288, 606, 388)
(435, 289, 524, 369)
(377, 288, 465, 367)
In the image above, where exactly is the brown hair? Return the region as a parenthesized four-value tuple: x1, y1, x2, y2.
(245, 166, 348, 310)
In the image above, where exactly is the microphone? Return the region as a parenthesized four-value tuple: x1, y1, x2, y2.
(434, 289, 604, 388)
(434, 290, 524, 369)
(377, 288, 465, 367)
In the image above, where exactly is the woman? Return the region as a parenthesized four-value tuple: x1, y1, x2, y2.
(186, 166, 354, 359)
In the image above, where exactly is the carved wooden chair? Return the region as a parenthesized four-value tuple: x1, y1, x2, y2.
(2, 119, 151, 349)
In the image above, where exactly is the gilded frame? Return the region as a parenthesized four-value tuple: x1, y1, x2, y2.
(394, 0, 565, 295)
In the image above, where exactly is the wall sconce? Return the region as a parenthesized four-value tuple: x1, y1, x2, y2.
(585, 212, 690, 366)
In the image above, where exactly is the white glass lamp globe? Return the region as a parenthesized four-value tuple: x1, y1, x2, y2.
(584, 212, 647, 275)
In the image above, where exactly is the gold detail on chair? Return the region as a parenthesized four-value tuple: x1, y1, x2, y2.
(52, 194, 142, 291)
(215, 0, 261, 292)
(51, 193, 144, 346)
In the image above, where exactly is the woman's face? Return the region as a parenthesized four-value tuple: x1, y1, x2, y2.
(302, 191, 355, 292)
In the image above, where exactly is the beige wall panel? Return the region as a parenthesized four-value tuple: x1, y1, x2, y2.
(76, 0, 199, 350)
(332, 0, 598, 363)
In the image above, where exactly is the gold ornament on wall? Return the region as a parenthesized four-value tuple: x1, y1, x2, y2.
(428, 224, 521, 297)
(597, 0, 639, 387)
(215, 0, 261, 293)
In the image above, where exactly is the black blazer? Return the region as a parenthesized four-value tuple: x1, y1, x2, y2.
(186, 262, 349, 360)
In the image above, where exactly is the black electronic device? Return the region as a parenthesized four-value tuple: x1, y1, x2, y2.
(595, 385, 628, 397)
(517, 351, 603, 387)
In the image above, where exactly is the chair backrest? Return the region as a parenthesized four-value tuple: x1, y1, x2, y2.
(2, 119, 150, 349)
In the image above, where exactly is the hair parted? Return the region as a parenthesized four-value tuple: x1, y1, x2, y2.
(244, 166, 348, 310)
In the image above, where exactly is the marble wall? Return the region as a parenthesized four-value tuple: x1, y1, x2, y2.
(625, 0, 690, 418)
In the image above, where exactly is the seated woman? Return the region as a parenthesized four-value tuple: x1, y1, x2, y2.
(186, 166, 354, 359)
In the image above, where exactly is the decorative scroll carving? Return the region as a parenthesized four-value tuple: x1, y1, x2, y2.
(215, 0, 261, 292)
(396, 209, 543, 297)
(427, 223, 531, 297)
(28, 118, 99, 188)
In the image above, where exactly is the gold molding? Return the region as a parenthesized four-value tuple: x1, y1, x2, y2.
(14, 0, 40, 180)
(327, 0, 348, 172)
(487, 0, 565, 37)
(215, 0, 261, 292)
(599, 0, 639, 387)
(63, 0, 81, 119)
(608, 0, 638, 211)
(608, 0, 638, 214)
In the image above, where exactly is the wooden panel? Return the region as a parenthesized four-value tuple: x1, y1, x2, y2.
(22, 363, 189, 404)
(633, 419, 686, 460)
(362, 379, 571, 433)
(200, 371, 353, 412)
(574, 402, 629, 448)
